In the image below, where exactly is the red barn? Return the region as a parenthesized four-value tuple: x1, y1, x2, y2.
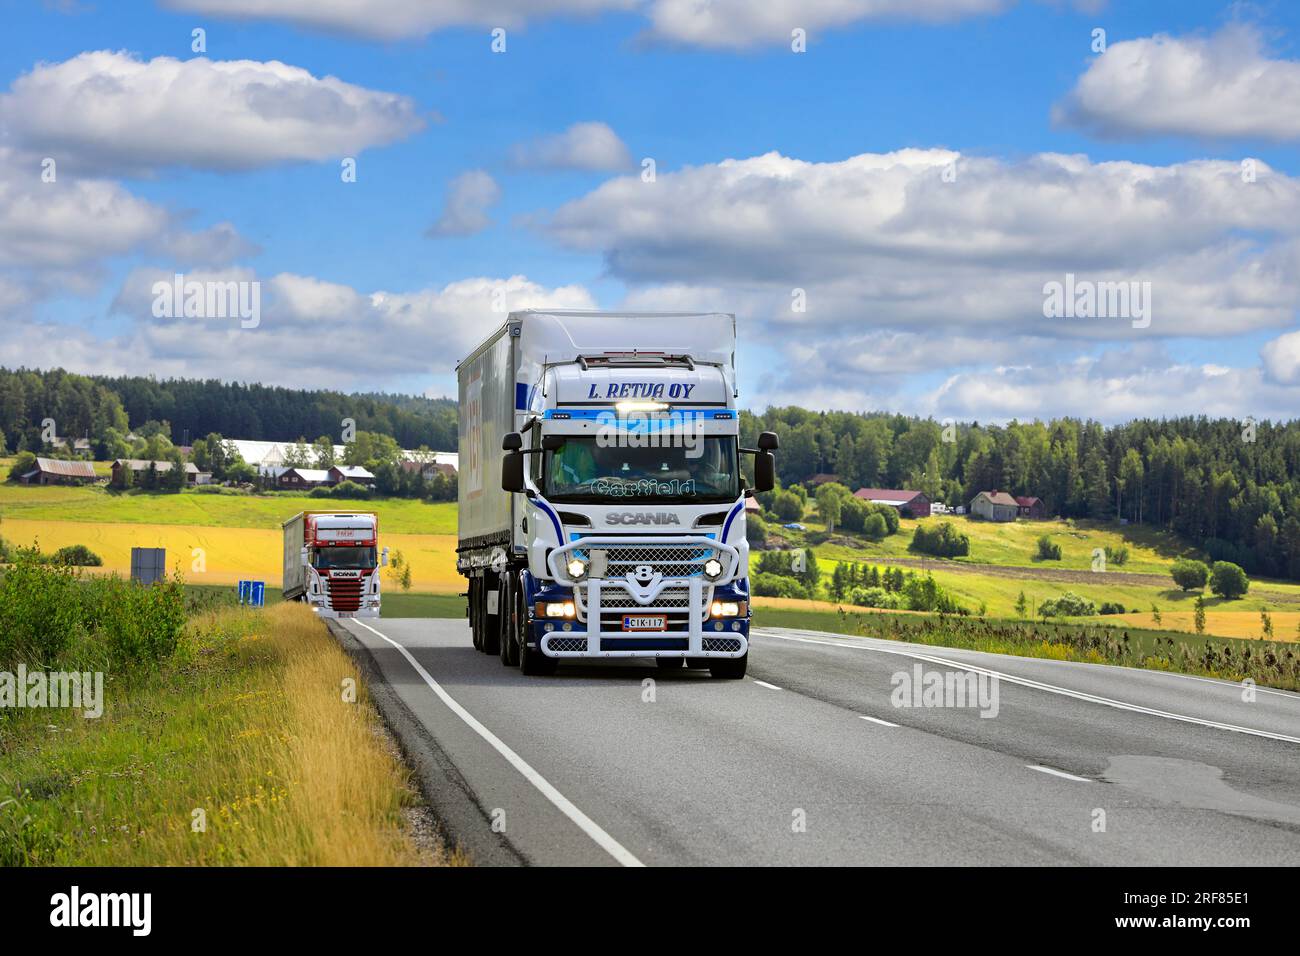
(853, 488, 931, 519)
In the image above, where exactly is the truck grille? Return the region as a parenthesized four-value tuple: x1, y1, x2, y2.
(582, 545, 715, 578)
(326, 578, 364, 612)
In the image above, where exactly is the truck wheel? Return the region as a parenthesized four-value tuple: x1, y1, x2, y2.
(481, 577, 500, 656)
(516, 583, 556, 676)
(656, 657, 684, 670)
(499, 579, 519, 667)
(709, 654, 748, 679)
(469, 578, 482, 651)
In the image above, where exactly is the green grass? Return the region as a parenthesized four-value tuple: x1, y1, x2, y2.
(0, 603, 453, 865)
(753, 603, 1300, 691)
(0, 476, 456, 534)
(782, 511, 1201, 575)
(181, 583, 463, 618)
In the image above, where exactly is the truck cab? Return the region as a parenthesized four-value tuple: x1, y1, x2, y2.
(283, 511, 387, 619)
(457, 311, 777, 677)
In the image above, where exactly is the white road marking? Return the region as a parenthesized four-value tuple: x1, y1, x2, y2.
(756, 630, 1300, 745)
(860, 715, 899, 727)
(1027, 764, 1091, 783)
(751, 679, 782, 691)
(349, 618, 645, 868)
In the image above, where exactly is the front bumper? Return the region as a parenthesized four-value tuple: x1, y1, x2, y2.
(537, 535, 749, 659)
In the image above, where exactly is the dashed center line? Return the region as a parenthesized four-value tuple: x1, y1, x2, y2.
(860, 715, 899, 727)
(751, 679, 782, 691)
(1027, 764, 1091, 783)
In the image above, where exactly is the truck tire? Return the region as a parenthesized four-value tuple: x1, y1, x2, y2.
(481, 576, 500, 656)
(516, 583, 557, 676)
(469, 578, 482, 651)
(499, 579, 519, 667)
(709, 653, 748, 679)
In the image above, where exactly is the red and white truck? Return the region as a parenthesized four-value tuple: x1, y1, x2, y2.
(282, 511, 388, 618)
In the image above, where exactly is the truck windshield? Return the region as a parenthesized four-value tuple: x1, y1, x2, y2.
(543, 436, 740, 503)
(313, 546, 377, 570)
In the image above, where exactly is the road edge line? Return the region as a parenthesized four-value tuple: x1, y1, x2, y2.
(350, 618, 646, 867)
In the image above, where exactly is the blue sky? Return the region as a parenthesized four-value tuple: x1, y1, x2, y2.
(2, 0, 1300, 423)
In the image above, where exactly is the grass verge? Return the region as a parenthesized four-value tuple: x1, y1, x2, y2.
(0, 601, 463, 865)
(753, 602, 1300, 692)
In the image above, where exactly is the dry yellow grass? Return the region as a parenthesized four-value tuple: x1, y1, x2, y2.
(2, 519, 461, 592)
(2, 602, 466, 865)
(1103, 610, 1300, 642)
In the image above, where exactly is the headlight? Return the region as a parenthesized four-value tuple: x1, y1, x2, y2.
(566, 558, 587, 580)
(539, 601, 577, 619)
(703, 557, 724, 580)
(710, 600, 745, 618)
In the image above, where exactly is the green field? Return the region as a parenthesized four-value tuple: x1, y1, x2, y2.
(0, 475, 455, 534)
(793, 512, 1200, 574)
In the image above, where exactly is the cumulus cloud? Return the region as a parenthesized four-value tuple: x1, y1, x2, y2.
(1262, 330, 1300, 386)
(426, 170, 501, 238)
(50, 270, 597, 391)
(154, 222, 261, 268)
(0, 149, 169, 269)
(0, 51, 424, 174)
(161, 0, 638, 40)
(644, 0, 1007, 48)
(1055, 25, 1300, 141)
(509, 122, 632, 171)
(544, 148, 1300, 341)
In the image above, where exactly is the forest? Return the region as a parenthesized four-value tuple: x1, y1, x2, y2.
(2, 368, 1296, 580)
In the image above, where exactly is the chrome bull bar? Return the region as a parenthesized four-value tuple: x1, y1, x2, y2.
(544, 535, 746, 657)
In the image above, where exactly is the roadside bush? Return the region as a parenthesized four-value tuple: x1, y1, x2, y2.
(1209, 561, 1249, 600)
(1038, 591, 1096, 617)
(910, 522, 970, 558)
(745, 513, 768, 549)
(50, 544, 103, 567)
(862, 512, 887, 540)
(309, 485, 334, 498)
(1170, 558, 1209, 592)
(331, 480, 371, 500)
(850, 586, 898, 609)
(750, 571, 810, 600)
(1098, 601, 1126, 615)
(1036, 535, 1062, 560)
(1104, 544, 1129, 567)
(0, 550, 185, 669)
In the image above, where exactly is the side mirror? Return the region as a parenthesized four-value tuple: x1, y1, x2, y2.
(502, 450, 525, 493)
(381, 547, 389, 568)
(502, 432, 523, 451)
(758, 431, 779, 451)
(300, 547, 309, 564)
(753, 451, 776, 493)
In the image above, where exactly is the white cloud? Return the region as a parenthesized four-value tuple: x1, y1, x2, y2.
(53, 270, 598, 391)
(1055, 25, 1300, 141)
(0, 51, 424, 174)
(927, 352, 1300, 423)
(644, 0, 1008, 49)
(161, 0, 638, 40)
(509, 122, 632, 171)
(1262, 329, 1300, 386)
(154, 222, 261, 267)
(0, 148, 169, 269)
(426, 170, 501, 238)
(545, 148, 1300, 340)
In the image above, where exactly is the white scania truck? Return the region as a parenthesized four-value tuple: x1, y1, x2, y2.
(456, 310, 777, 677)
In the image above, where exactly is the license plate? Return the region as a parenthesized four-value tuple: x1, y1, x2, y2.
(336, 612, 354, 618)
(622, 615, 667, 631)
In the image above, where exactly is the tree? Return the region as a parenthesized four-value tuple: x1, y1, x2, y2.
(7, 451, 36, 482)
(1036, 535, 1062, 560)
(815, 482, 849, 533)
(284, 437, 312, 468)
(163, 449, 186, 492)
(1209, 561, 1249, 600)
(1015, 590, 1028, 618)
(312, 435, 336, 468)
(1193, 595, 1206, 635)
(862, 512, 887, 539)
(1170, 558, 1209, 592)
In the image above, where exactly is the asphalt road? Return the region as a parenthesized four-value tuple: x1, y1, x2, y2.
(338, 617, 1300, 866)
